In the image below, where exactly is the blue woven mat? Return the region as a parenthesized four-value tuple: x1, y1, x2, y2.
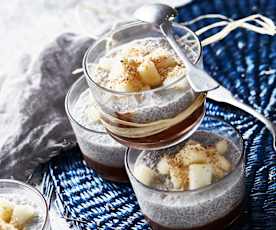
(43, 0, 276, 229)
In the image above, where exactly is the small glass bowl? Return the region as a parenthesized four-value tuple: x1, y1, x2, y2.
(125, 116, 245, 229)
(83, 21, 205, 150)
(0, 179, 50, 230)
(65, 76, 128, 183)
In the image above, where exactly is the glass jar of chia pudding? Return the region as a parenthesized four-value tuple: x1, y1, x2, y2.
(125, 116, 245, 229)
(83, 21, 205, 150)
(65, 76, 128, 183)
(0, 179, 50, 230)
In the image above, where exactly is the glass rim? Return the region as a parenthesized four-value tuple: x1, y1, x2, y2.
(83, 20, 203, 96)
(65, 76, 107, 135)
(0, 179, 49, 230)
(125, 115, 245, 194)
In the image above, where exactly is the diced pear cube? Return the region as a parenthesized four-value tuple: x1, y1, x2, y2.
(210, 165, 225, 178)
(0, 219, 17, 230)
(114, 76, 144, 92)
(170, 173, 182, 190)
(155, 55, 177, 69)
(189, 164, 212, 190)
(181, 147, 207, 165)
(205, 147, 231, 177)
(169, 164, 188, 190)
(0, 199, 13, 223)
(215, 140, 228, 155)
(150, 48, 177, 69)
(133, 164, 156, 186)
(138, 60, 162, 87)
(10, 205, 35, 229)
(157, 158, 170, 175)
(119, 79, 145, 92)
(215, 154, 232, 172)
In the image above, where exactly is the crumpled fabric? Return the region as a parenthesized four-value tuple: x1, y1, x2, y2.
(0, 33, 93, 180)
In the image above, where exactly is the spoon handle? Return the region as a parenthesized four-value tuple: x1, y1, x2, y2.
(160, 22, 194, 68)
(160, 22, 219, 92)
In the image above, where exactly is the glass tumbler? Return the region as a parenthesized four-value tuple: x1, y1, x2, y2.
(65, 76, 128, 182)
(0, 179, 50, 230)
(83, 21, 205, 150)
(125, 116, 245, 229)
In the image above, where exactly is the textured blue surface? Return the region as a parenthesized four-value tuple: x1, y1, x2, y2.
(44, 0, 276, 229)
(46, 148, 149, 229)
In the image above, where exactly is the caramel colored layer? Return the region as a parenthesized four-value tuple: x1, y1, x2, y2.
(108, 104, 205, 149)
(101, 94, 206, 139)
(83, 155, 129, 183)
(145, 198, 246, 230)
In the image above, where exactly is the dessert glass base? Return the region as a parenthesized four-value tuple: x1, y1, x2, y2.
(145, 198, 246, 230)
(83, 154, 128, 183)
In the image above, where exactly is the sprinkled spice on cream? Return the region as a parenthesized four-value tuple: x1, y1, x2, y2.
(133, 133, 232, 191)
(92, 38, 186, 92)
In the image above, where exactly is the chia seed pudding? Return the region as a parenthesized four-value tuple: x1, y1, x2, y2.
(0, 180, 50, 230)
(65, 76, 128, 183)
(126, 118, 245, 229)
(84, 22, 205, 149)
(92, 37, 203, 122)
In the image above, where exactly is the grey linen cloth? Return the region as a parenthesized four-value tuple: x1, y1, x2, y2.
(0, 33, 93, 181)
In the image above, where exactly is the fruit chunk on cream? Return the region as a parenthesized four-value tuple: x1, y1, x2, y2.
(0, 199, 13, 223)
(133, 164, 157, 186)
(188, 164, 212, 190)
(133, 140, 232, 191)
(94, 43, 185, 92)
(0, 199, 36, 230)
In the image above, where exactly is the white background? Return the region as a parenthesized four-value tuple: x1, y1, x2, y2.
(0, 0, 190, 77)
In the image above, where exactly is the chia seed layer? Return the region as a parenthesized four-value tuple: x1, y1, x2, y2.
(72, 89, 126, 168)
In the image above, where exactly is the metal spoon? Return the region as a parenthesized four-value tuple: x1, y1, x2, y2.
(134, 4, 276, 151)
(134, 3, 220, 92)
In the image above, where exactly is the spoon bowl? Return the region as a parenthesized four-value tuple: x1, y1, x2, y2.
(134, 4, 220, 92)
(134, 3, 177, 26)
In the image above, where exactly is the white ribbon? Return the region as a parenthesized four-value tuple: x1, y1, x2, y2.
(72, 13, 275, 75)
(182, 14, 275, 47)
